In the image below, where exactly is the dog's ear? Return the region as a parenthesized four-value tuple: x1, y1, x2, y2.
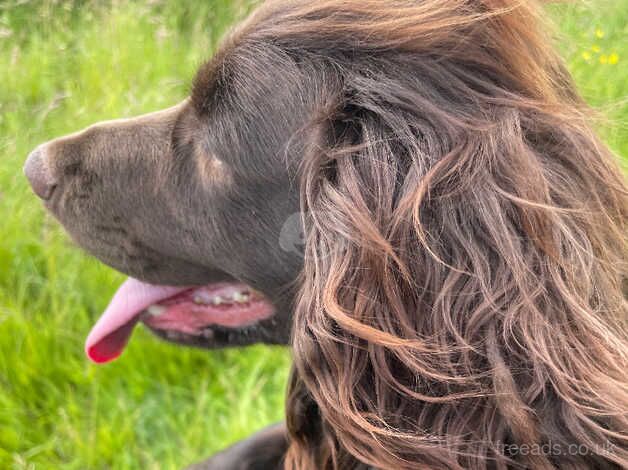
(286, 82, 479, 469)
(284, 64, 628, 468)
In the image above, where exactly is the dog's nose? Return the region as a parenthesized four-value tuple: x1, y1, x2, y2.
(24, 146, 57, 200)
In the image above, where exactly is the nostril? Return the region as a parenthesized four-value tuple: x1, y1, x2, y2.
(24, 146, 57, 200)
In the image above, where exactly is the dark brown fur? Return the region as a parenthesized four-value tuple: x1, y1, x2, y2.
(29, 1, 627, 468)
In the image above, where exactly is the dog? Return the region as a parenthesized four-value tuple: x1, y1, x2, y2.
(25, 0, 627, 468)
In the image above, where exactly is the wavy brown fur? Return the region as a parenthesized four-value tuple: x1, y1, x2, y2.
(237, 1, 628, 468)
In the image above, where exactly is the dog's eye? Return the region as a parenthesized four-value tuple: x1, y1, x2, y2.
(196, 151, 231, 187)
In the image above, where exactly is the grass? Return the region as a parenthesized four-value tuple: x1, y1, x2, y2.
(0, 1, 626, 469)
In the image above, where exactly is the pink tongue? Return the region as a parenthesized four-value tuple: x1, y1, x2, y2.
(85, 278, 190, 364)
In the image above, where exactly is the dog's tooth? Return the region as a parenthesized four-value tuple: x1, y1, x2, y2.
(201, 329, 214, 339)
(249, 288, 264, 300)
(146, 305, 167, 316)
(193, 295, 205, 305)
(212, 296, 224, 305)
(232, 291, 250, 303)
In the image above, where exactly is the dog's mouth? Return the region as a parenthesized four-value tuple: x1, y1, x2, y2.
(85, 278, 275, 364)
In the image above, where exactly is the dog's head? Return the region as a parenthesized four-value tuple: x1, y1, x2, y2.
(26, 0, 628, 468)
(23, 18, 320, 356)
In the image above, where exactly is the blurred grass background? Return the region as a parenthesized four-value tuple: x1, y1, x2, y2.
(0, 0, 626, 469)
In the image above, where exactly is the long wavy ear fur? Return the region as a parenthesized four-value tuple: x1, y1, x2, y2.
(268, 1, 628, 469)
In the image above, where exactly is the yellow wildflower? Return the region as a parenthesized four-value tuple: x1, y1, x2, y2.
(591, 44, 601, 53)
(595, 28, 605, 38)
(599, 54, 608, 64)
(608, 52, 619, 65)
(581, 51, 592, 61)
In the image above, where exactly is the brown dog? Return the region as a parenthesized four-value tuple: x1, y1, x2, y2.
(26, 0, 627, 468)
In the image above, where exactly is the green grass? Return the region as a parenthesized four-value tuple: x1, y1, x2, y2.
(0, 1, 626, 469)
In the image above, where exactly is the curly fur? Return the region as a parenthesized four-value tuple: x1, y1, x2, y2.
(235, 1, 628, 468)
